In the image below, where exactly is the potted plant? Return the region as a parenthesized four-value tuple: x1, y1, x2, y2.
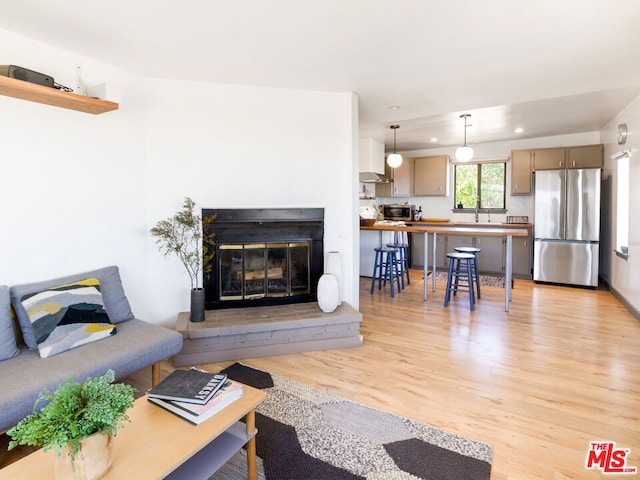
(7, 370, 136, 480)
(150, 197, 216, 322)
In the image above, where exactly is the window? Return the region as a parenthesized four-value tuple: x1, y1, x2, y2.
(616, 156, 629, 255)
(454, 161, 506, 210)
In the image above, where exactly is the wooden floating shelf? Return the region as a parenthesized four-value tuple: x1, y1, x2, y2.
(0, 75, 119, 114)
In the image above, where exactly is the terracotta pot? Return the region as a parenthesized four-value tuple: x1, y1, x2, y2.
(54, 432, 114, 480)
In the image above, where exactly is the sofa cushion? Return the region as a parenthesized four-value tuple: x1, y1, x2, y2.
(0, 285, 20, 361)
(0, 318, 183, 432)
(11, 266, 134, 350)
(20, 278, 117, 358)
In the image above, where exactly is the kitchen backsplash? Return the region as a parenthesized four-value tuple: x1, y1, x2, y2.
(359, 188, 534, 224)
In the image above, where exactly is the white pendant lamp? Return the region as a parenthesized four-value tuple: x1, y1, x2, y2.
(455, 114, 474, 162)
(387, 125, 403, 168)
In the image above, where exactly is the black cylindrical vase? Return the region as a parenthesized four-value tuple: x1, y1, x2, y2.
(190, 288, 205, 322)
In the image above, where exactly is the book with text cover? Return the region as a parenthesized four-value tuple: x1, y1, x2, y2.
(148, 380, 244, 425)
(147, 368, 228, 405)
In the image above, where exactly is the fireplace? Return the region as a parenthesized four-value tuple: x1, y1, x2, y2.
(202, 208, 324, 309)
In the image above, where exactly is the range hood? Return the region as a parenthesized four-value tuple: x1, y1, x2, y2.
(359, 171, 390, 183)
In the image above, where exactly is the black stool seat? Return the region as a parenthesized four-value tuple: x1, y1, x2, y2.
(454, 246, 481, 299)
(444, 252, 476, 311)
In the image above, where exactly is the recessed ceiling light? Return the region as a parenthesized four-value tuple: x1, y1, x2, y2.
(388, 105, 401, 110)
(514, 127, 524, 133)
(430, 137, 438, 142)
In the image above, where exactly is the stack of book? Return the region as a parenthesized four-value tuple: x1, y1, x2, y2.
(147, 368, 243, 425)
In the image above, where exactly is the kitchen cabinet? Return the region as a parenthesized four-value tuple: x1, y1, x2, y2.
(377, 225, 533, 280)
(376, 157, 412, 197)
(426, 231, 532, 278)
(410, 232, 446, 270)
(512, 236, 532, 278)
(530, 144, 604, 171)
(359, 138, 385, 173)
(443, 235, 503, 274)
(413, 155, 449, 196)
(473, 236, 504, 275)
(441, 234, 472, 270)
(532, 147, 566, 170)
(510, 150, 533, 195)
(566, 144, 603, 169)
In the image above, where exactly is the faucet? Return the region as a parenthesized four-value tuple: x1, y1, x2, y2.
(486, 209, 491, 223)
(474, 197, 480, 223)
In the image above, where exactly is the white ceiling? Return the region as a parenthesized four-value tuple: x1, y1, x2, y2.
(2, 0, 640, 152)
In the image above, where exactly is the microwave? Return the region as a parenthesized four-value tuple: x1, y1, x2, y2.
(381, 204, 414, 221)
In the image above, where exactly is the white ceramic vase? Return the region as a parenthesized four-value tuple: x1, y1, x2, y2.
(325, 251, 343, 305)
(317, 273, 339, 313)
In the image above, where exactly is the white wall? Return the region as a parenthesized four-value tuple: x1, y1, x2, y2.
(144, 80, 359, 322)
(0, 28, 359, 326)
(0, 28, 149, 309)
(601, 94, 640, 314)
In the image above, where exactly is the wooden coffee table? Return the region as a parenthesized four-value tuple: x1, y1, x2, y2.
(0, 382, 266, 480)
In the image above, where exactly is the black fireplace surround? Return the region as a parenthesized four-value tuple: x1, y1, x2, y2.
(202, 208, 324, 310)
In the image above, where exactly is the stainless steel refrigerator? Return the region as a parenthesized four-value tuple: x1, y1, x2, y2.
(533, 168, 601, 287)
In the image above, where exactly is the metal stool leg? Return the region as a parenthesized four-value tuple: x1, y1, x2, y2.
(370, 249, 381, 294)
(473, 254, 481, 299)
(453, 256, 461, 296)
(466, 257, 475, 310)
(392, 250, 402, 293)
(386, 250, 396, 297)
(444, 258, 455, 307)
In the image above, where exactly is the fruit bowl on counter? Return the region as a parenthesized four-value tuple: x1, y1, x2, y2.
(360, 217, 376, 226)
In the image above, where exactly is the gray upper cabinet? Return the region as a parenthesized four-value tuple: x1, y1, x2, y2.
(566, 144, 603, 169)
(510, 150, 533, 195)
(531, 144, 603, 171)
(413, 155, 449, 196)
(532, 147, 566, 170)
(376, 157, 412, 197)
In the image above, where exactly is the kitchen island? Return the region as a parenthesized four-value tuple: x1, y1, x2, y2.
(361, 222, 530, 312)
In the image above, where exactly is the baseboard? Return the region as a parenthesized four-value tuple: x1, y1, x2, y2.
(608, 284, 640, 321)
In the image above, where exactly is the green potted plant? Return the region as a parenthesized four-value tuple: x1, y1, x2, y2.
(7, 370, 136, 480)
(150, 197, 216, 322)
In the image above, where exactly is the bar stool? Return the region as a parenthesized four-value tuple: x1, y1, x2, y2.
(386, 232, 410, 289)
(444, 252, 475, 311)
(454, 246, 481, 299)
(370, 246, 402, 298)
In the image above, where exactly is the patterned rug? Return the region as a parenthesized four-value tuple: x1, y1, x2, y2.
(210, 363, 492, 480)
(434, 271, 505, 288)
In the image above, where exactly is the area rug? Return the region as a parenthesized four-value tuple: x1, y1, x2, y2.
(210, 363, 492, 480)
(434, 271, 505, 288)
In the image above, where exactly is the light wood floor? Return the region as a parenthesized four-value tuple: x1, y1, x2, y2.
(196, 273, 640, 480)
(4, 272, 639, 478)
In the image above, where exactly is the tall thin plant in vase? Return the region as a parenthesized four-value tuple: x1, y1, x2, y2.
(150, 197, 216, 322)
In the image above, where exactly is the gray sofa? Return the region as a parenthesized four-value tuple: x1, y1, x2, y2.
(0, 266, 183, 433)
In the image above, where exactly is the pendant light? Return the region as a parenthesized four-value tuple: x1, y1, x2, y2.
(387, 125, 403, 168)
(455, 114, 474, 162)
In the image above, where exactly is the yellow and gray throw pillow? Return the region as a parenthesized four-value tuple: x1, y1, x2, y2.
(20, 278, 116, 358)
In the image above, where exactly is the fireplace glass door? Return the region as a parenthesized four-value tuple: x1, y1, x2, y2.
(219, 241, 310, 301)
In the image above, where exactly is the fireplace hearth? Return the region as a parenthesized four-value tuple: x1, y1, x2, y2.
(202, 208, 324, 310)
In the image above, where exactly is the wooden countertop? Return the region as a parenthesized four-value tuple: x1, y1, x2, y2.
(361, 223, 530, 236)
